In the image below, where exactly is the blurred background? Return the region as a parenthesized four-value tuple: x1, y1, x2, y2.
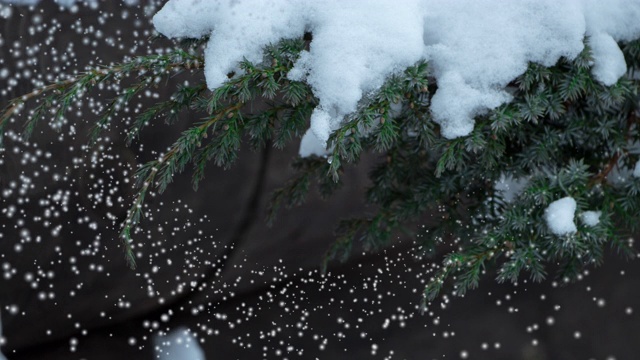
(0, 1, 638, 359)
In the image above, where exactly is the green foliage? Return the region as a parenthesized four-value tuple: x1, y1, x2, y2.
(1, 33, 639, 309)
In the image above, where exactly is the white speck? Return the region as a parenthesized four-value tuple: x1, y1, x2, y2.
(299, 129, 329, 158)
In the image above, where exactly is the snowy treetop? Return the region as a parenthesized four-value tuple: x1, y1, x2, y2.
(153, 0, 640, 155)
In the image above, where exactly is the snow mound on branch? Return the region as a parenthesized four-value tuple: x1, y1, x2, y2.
(580, 210, 601, 227)
(589, 33, 628, 86)
(544, 197, 578, 235)
(153, 0, 640, 155)
(0, 310, 6, 360)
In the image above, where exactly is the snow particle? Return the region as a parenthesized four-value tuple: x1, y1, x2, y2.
(625, 307, 634, 315)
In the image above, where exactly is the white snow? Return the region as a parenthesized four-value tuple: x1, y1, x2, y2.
(634, 160, 640, 178)
(544, 197, 578, 235)
(154, 327, 205, 360)
(299, 129, 330, 158)
(589, 33, 628, 86)
(148, 1, 640, 155)
(580, 210, 601, 227)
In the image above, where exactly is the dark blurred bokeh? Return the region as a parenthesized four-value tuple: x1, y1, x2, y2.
(0, 1, 638, 359)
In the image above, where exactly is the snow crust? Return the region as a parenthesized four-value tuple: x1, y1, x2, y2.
(152, 1, 640, 156)
(580, 210, 601, 227)
(544, 197, 578, 235)
(589, 33, 628, 86)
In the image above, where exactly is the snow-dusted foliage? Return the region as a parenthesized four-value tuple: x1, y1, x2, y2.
(544, 197, 578, 235)
(153, 0, 640, 154)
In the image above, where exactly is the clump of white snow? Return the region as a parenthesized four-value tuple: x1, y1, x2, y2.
(582, 0, 640, 85)
(634, 160, 640, 178)
(588, 33, 627, 86)
(544, 197, 578, 235)
(152, 0, 640, 155)
(580, 210, 601, 227)
(422, 1, 586, 138)
(299, 129, 330, 158)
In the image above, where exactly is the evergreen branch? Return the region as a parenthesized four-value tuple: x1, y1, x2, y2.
(119, 101, 244, 268)
(266, 157, 326, 225)
(589, 111, 636, 185)
(89, 81, 149, 143)
(423, 245, 503, 304)
(0, 49, 204, 147)
(126, 83, 208, 145)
